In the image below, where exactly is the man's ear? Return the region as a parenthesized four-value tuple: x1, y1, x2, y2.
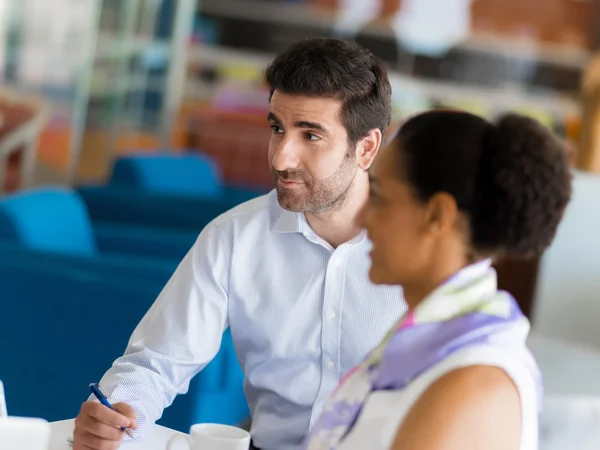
(356, 128, 382, 170)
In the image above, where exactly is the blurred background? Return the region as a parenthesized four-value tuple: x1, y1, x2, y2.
(1, 1, 600, 448)
(0, 0, 591, 189)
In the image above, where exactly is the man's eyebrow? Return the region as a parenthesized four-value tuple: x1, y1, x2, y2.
(267, 113, 330, 135)
(294, 120, 328, 134)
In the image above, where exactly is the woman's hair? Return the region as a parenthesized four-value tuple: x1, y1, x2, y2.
(395, 110, 572, 258)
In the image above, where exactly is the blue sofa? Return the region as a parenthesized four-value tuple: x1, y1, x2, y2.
(0, 187, 197, 263)
(0, 259, 249, 431)
(0, 241, 177, 289)
(110, 153, 267, 203)
(77, 153, 268, 230)
(78, 185, 236, 230)
(0, 186, 249, 431)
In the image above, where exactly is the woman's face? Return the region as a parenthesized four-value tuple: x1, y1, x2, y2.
(358, 140, 437, 287)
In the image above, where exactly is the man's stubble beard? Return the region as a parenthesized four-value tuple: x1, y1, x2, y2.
(274, 151, 358, 214)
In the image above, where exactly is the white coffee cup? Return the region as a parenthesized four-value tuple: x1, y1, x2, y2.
(167, 423, 250, 450)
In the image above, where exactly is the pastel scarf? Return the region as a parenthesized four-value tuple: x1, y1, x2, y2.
(303, 259, 542, 450)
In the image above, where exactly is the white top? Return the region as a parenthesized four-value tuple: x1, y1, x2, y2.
(337, 346, 539, 450)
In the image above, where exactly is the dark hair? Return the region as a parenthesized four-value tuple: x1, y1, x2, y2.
(264, 38, 392, 145)
(396, 110, 572, 258)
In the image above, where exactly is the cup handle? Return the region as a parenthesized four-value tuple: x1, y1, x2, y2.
(167, 434, 190, 450)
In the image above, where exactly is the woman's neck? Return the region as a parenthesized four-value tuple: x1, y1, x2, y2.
(402, 253, 472, 311)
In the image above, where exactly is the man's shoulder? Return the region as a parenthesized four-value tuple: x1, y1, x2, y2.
(210, 190, 278, 231)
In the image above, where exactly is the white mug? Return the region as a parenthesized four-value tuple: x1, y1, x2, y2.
(167, 423, 250, 450)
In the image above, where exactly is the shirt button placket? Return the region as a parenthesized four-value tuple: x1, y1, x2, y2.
(311, 250, 345, 426)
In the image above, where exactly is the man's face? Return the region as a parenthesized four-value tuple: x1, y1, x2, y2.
(267, 91, 359, 214)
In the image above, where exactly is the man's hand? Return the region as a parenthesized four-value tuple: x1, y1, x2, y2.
(73, 401, 138, 450)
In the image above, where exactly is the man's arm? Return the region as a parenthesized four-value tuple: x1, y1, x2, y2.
(390, 365, 522, 450)
(74, 221, 232, 448)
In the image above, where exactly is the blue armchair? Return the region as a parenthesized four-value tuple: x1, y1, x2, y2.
(0, 259, 249, 431)
(0, 187, 197, 261)
(75, 153, 268, 230)
(0, 241, 177, 289)
(78, 185, 233, 230)
(110, 153, 268, 202)
(111, 153, 224, 198)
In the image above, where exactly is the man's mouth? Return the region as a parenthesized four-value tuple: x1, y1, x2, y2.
(278, 179, 303, 189)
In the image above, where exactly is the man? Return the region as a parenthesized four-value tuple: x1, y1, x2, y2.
(73, 37, 406, 450)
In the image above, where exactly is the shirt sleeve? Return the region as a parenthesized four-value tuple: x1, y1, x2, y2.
(90, 221, 231, 437)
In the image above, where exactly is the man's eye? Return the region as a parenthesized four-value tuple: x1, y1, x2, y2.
(271, 125, 283, 134)
(305, 132, 320, 141)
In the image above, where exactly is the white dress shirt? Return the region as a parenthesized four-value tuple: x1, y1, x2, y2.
(96, 191, 406, 450)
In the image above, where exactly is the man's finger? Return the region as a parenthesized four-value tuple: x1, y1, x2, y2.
(112, 402, 138, 430)
(82, 402, 131, 428)
(72, 428, 121, 450)
(75, 415, 124, 441)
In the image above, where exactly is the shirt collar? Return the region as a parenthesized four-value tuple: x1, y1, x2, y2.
(270, 200, 369, 246)
(271, 207, 303, 234)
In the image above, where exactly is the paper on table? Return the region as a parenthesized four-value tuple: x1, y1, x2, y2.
(0, 417, 51, 450)
(49, 419, 186, 450)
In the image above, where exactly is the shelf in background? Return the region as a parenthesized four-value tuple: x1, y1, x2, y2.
(199, 0, 590, 68)
(198, 0, 587, 95)
(186, 44, 580, 122)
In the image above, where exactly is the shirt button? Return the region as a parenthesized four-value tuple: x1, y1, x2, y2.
(327, 310, 336, 319)
(327, 360, 335, 369)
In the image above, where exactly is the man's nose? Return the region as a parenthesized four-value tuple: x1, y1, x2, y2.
(271, 137, 301, 172)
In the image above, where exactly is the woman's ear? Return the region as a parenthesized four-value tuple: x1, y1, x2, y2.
(424, 192, 458, 236)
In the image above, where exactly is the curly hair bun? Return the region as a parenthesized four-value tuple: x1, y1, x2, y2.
(471, 114, 572, 257)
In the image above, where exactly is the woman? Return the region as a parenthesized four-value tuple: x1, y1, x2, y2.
(303, 110, 572, 450)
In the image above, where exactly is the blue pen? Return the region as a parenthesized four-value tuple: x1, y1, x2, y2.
(89, 383, 134, 438)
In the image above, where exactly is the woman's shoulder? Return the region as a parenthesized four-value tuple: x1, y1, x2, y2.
(407, 344, 540, 420)
(420, 344, 539, 390)
(391, 362, 523, 450)
(386, 345, 539, 450)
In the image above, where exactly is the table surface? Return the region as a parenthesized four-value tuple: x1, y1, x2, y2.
(44, 334, 600, 450)
(49, 419, 185, 450)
